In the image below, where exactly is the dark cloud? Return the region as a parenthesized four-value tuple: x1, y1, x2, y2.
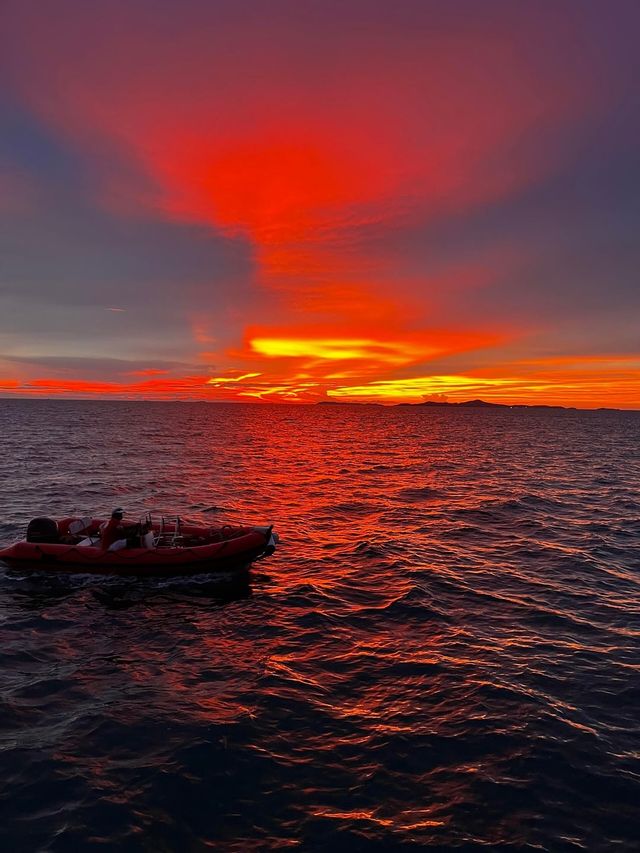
(351, 94, 640, 342)
(0, 97, 258, 351)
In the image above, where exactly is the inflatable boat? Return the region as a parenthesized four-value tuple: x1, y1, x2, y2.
(0, 515, 278, 577)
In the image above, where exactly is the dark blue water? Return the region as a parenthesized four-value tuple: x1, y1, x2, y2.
(1, 399, 639, 851)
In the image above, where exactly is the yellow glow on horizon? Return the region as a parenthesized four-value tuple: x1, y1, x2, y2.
(329, 374, 517, 401)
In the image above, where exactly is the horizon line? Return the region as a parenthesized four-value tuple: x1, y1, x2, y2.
(1, 395, 638, 413)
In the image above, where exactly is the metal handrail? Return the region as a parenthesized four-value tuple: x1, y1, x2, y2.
(154, 515, 182, 547)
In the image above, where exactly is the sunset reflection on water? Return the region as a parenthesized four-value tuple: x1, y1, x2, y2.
(0, 400, 639, 849)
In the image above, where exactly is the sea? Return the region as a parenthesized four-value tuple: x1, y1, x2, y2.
(0, 399, 639, 851)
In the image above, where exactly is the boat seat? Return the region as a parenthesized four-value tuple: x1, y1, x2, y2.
(67, 517, 93, 536)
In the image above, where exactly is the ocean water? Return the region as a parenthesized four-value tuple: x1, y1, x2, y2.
(0, 399, 639, 851)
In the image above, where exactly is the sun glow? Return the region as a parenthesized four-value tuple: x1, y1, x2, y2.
(249, 338, 440, 364)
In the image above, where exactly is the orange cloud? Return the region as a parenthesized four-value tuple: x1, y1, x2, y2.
(235, 325, 505, 374)
(16, 376, 213, 399)
(249, 337, 440, 365)
(6, 3, 590, 302)
(1, 353, 638, 408)
(207, 372, 261, 385)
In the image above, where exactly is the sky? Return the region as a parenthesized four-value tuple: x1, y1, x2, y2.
(1, 0, 639, 407)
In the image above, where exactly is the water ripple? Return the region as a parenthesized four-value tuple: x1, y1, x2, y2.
(0, 400, 639, 850)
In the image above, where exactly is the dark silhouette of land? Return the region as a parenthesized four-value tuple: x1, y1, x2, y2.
(401, 398, 572, 410)
(318, 399, 625, 412)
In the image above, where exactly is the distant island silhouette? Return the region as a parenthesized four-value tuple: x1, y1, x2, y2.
(400, 398, 573, 410)
(318, 399, 625, 412)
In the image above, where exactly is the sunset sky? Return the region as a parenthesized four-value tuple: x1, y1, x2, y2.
(1, 0, 639, 407)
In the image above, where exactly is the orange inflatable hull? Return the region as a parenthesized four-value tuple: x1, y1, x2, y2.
(0, 520, 277, 577)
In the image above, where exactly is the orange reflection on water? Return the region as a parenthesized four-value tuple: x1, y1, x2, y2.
(312, 809, 445, 830)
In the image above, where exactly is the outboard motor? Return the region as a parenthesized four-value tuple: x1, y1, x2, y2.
(26, 517, 60, 544)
